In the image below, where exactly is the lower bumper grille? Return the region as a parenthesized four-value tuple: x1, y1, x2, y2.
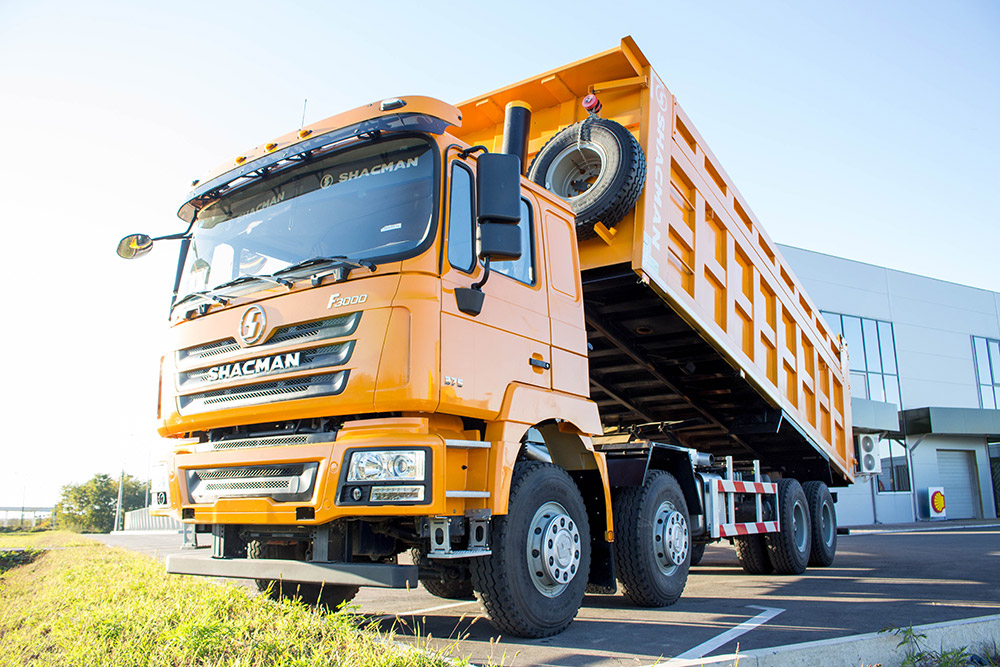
(186, 462, 319, 503)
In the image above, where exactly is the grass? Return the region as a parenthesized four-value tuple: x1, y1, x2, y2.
(883, 625, 1000, 667)
(0, 530, 99, 549)
(0, 542, 464, 667)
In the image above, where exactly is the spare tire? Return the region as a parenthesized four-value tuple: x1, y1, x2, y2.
(527, 117, 646, 240)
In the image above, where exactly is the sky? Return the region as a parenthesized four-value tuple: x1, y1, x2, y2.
(0, 0, 997, 507)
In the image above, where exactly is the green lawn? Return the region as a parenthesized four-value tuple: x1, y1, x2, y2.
(0, 541, 463, 667)
(0, 530, 98, 549)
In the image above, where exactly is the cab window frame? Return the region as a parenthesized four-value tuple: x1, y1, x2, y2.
(446, 161, 476, 274)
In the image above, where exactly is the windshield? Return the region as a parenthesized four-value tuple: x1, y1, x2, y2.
(177, 136, 436, 299)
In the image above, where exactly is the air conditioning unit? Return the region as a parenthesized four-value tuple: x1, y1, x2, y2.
(856, 433, 882, 475)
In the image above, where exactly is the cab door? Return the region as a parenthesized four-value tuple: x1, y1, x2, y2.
(440, 157, 551, 418)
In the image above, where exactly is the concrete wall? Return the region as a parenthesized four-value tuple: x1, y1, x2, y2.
(780, 245, 1000, 525)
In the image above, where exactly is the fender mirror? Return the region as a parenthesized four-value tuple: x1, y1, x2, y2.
(116, 233, 154, 259)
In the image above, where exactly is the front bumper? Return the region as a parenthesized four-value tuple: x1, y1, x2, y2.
(166, 550, 417, 588)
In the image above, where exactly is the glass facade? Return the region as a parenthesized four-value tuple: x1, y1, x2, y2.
(972, 336, 1000, 409)
(821, 312, 901, 407)
(822, 311, 910, 493)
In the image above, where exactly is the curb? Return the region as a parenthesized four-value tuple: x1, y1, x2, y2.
(843, 522, 999, 536)
(662, 613, 1000, 667)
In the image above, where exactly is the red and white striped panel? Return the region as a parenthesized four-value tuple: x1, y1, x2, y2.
(718, 521, 779, 537)
(714, 479, 777, 494)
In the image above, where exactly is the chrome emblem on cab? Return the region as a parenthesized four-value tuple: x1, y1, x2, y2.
(239, 305, 267, 346)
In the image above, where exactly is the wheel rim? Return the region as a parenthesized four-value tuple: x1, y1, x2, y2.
(652, 500, 689, 575)
(792, 500, 808, 552)
(820, 500, 835, 547)
(544, 141, 607, 200)
(526, 501, 582, 597)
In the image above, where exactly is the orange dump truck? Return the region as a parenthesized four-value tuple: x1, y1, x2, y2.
(120, 37, 853, 637)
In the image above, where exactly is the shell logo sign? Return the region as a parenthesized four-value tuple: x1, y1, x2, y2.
(928, 486, 947, 518)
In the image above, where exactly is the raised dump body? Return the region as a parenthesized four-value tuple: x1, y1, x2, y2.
(453, 37, 853, 486)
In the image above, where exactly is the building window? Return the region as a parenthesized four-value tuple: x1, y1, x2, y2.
(877, 438, 911, 493)
(972, 336, 1000, 409)
(821, 312, 901, 406)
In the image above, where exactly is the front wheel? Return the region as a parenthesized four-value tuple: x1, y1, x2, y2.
(471, 461, 591, 638)
(613, 471, 691, 606)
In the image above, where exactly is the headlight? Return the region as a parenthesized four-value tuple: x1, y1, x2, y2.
(347, 450, 426, 482)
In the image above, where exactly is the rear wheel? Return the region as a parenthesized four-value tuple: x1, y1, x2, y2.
(247, 540, 359, 609)
(765, 479, 812, 574)
(734, 534, 773, 574)
(690, 542, 707, 567)
(470, 461, 591, 638)
(613, 471, 691, 606)
(802, 481, 837, 567)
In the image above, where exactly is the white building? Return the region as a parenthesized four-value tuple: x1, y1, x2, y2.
(780, 244, 1000, 525)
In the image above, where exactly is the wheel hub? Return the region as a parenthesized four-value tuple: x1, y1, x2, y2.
(653, 502, 689, 573)
(527, 501, 582, 597)
(545, 142, 608, 200)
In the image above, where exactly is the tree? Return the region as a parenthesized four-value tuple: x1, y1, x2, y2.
(55, 473, 147, 533)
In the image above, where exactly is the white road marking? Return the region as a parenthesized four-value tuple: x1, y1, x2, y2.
(663, 605, 785, 663)
(373, 600, 478, 621)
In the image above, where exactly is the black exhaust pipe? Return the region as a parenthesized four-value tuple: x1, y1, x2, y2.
(501, 100, 532, 174)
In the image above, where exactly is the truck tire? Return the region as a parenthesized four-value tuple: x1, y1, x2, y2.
(613, 470, 691, 606)
(690, 542, 707, 567)
(734, 535, 773, 574)
(527, 117, 646, 240)
(410, 548, 475, 600)
(470, 461, 591, 638)
(764, 479, 812, 574)
(802, 481, 837, 567)
(247, 539, 359, 609)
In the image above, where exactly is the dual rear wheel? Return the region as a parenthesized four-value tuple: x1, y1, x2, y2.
(734, 479, 837, 575)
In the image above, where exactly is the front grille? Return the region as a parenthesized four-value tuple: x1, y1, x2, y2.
(178, 338, 241, 363)
(177, 341, 355, 390)
(186, 462, 319, 503)
(201, 433, 333, 452)
(177, 372, 349, 415)
(268, 313, 361, 345)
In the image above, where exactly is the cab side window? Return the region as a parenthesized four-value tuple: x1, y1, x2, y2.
(491, 199, 535, 285)
(447, 163, 475, 273)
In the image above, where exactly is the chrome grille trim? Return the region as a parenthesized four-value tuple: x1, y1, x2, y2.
(176, 372, 349, 415)
(175, 312, 362, 369)
(197, 432, 336, 452)
(186, 462, 318, 502)
(177, 338, 241, 363)
(177, 341, 355, 390)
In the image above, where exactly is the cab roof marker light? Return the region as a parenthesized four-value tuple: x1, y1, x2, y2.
(298, 129, 312, 139)
(265, 142, 278, 152)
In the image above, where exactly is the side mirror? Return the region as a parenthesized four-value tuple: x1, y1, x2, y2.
(117, 233, 154, 259)
(476, 152, 522, 262)
(477, 153, 521, 223)
(479, 222, 521, 261)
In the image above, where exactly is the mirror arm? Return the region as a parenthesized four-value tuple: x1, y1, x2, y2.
(169, 237, 193, 311)
(471, 257, 491, 291)
(459, 145, 488, 159)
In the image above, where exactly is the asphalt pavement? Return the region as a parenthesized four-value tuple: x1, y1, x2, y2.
(92, 524, 1000, 667)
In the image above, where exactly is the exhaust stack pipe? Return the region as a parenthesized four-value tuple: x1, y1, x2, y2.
(501, 100, 532, 174)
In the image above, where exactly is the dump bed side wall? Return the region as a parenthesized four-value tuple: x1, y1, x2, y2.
(454, 40, 853, 483)
(633, 69, 852, 482)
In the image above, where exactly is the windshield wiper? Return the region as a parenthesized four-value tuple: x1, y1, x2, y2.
(272, 255, 377, 277)
(171, 290, 230, 313)
(272, 255, 378, 286)
(212, 273, 294, 291)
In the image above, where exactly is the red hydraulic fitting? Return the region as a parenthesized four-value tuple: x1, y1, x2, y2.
(582, 94, 602, 116)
